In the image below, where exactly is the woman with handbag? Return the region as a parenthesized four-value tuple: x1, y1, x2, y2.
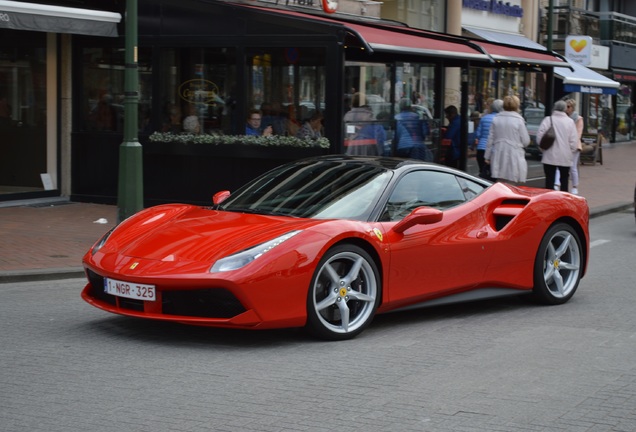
(536, 100, 579, 191)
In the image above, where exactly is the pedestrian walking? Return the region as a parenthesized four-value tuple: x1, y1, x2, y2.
(484, 95, 530, 184)
(473, 98, 503, 179)
(536, 100, 579, 191)
(554, 98, 584, 194)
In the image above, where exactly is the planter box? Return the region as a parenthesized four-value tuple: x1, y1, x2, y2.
(71, 133, 330, 206)
(144, 141, 328, 159)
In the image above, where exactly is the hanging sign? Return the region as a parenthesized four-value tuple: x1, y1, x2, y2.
(565, 36, 593, 66)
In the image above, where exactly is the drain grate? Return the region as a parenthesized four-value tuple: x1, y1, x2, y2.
(26, 201, 77, 208)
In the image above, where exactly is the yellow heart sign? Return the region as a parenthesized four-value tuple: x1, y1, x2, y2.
(569, 39, 588, 53)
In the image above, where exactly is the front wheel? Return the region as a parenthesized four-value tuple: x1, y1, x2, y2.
(533, 223, 583, 305)
(306, 244, 381, 340)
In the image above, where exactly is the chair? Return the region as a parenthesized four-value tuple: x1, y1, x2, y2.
(580, 134, 603, 166)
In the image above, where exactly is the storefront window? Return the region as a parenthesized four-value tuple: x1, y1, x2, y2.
(396, 62, 438, 154)
(159, 48, 235, 136)
(79, 47, 152, 133)
(343, 62, 393, 156)
(615, 84, 633, 141)
(468, 67, 548, 178)
(0, 33, 47, 194)
(245, 47, 326, 137)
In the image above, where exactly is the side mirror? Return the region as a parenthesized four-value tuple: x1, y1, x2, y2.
(213, 190, 231, 205)
(392, 207, 443, 234)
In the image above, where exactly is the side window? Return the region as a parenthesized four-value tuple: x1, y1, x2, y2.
(457, 176, 487, 200)
(381, 170, 467, 221)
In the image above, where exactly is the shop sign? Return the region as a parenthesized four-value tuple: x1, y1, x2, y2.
(614, 73, 636, 82)
(565, 36, 593, 66)
(322, 0, 337, 14)
(178, 79, 222, 106)
(564, 84, 617, 95)
(462, 0, 523, 18)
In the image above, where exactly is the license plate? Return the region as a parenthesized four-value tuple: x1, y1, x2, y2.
(104, 277, 156, 302)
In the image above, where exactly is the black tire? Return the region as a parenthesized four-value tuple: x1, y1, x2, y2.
(305, 244, 381, 340)
(533, 223, 583, 305)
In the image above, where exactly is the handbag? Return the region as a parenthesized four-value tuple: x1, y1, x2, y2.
(539, 116, 556, 150)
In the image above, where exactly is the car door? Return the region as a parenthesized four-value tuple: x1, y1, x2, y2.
(380, 170, 497, 304)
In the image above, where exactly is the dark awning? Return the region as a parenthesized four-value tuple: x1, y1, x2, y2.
(240, 5, 492, 62)
(0, 0, 121, 37)
(464, 26, 546, 50)
(472, 40, 568, 68)
(463, 27, 568, 68)
(343, 22, 489, 61)
(239, 5, 569, 68)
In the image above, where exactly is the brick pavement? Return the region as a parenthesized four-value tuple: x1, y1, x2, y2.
(0, 202, 117, 280)
(0, 141, 634, 281)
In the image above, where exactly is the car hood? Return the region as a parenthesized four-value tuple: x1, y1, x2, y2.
(110, 205, 323, 263)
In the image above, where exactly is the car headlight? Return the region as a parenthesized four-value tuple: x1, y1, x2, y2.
(210, 230, 301, 273)
(91, 228, 115, 255)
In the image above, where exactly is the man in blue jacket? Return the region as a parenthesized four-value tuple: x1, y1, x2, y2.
(394, 98, 432, 161)
(473, 99, 503, 179)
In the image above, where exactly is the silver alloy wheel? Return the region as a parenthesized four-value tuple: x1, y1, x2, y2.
(308, 248, 379, 339)
(541, 226, 581, 300)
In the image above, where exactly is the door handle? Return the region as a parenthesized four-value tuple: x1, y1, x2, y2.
(476, 230, 488, 239)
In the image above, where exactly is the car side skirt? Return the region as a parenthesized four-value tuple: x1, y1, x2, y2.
(384, 287, 529, 314)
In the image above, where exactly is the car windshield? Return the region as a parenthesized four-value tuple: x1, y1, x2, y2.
(525, 110, 544, 126)
(217, 160, 392, 220)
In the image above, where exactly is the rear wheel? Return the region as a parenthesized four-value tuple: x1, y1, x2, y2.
(306, 244, 380, 340)
(533, 223, 582, 305)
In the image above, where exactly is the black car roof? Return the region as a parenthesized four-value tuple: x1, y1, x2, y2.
(306, 154, 434, 171)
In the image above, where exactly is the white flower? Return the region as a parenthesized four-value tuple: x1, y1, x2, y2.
(149, 132, 330, 149)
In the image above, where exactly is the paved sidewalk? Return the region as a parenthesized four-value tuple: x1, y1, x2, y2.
(0, 142, 634, 282)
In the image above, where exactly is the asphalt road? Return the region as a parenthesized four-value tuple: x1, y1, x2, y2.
(1, 210, 635, 432)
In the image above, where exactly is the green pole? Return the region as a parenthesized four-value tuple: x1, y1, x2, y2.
(117, 0, 143, 223)
(547, 0, 553, 51)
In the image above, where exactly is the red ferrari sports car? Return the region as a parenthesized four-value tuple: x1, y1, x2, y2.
(82, 155, 589, 340)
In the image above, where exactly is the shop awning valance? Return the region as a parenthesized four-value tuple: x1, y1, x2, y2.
(0, 0, 121, 37)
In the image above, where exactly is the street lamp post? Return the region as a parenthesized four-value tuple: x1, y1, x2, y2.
(117, 0, 143, 223)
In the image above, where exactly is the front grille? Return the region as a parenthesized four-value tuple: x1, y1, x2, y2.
(162, 289, 246, 318)
(86, 269, 246, 319)
(86, 269, 116, 306)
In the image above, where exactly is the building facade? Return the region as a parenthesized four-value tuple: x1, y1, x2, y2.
(538, 0, 636, 142)
(1, 0, 572, 205)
